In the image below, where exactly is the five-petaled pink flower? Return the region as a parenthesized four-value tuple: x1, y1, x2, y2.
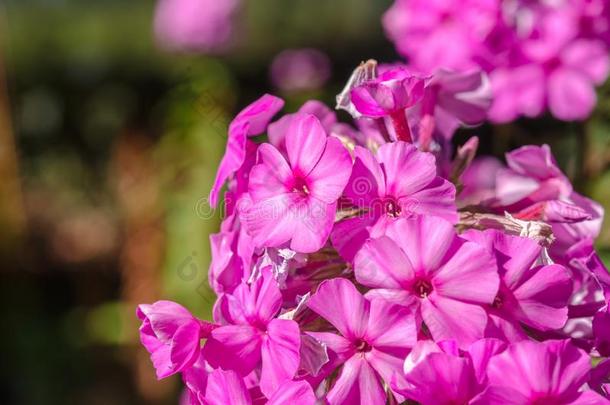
(241, 112, 352, 253)
(355, 215, 499, 348)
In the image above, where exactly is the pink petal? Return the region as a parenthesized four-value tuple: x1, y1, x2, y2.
(248, 144, 293, 201)
(355, 236, 415, 289)
(308, 278, 369, 340)
(205, 369, 252, 405)
(366, 298, 417, 350)
(421, 296, 488, 348)
(260, 319, 301, 398)
(327, 356, 386, 405)
(512, 264, 572, 330)
(204, 325, 262, 376)
(285, 113, 327, 177)
(561, 39, 610, 84)
(376, 142, 437, 198)
(266, 380, 316, 405)
(408, 177, 457, 223)
(343, 146, 385, 206)
(241, 193, 298, 249)
(289, 198, 336, 253)
(385, 216, 457, 277)
(433, 240, 499, 304)
(169, 322, 202, 372)
(209, 94, 284, 206)
(402, 353, 476, 405)
(307, 136, 352, 204)
(466, 338, 507, 384)
(306, 332, 353, 359)
(331, 215, 378, 263)
(548, 68, 596, 121)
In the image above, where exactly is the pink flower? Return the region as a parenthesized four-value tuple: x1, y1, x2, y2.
(350, 67, 425, 118)
(492, 145, 603, 258)
(475, 339, 609, 404)
(417, 69, 492, 140)
(241, 113, 352, 253)
(154, 0, 240, 53)
(394, 338, 506, 405)
(270, 48, 331, 92)
(383, 0, 498, 73)
(354, 216, 499, 348)
(209, 94, 284, 207)
(307, 278, 417, 405)
(331, 141, 456, 261)
(350, 67, 425, 142)
(203, 269, 301, 398)
(463, 229, 573, 340)
(136, 301, 217, 379)
(383, 0, 610, 122)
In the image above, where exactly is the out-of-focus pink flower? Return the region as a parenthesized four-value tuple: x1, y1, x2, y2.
(475, 339, 608, 404)
(491, 145, 603, 259)
(383, 0, 610, 121)
(383, 0, 498, 73)
(241, 113, 352, 253)
(137, 301, 217, 379)
(307, 278, 417, 405)
(459, 156, 504, 206)
(154, 0, 240, 53)
(418, 69, 492, 140)
(331, 141, 456, 261)
(270, 48, 331, 92)
(463, 229, 573, 340)
(354, 216, 499, 348)
(210, 94, 284, 207)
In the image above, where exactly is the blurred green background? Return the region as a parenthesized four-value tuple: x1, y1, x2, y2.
(0, 0, 608, 404)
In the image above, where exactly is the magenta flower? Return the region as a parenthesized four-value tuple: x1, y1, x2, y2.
(307, 278, 417, 405)
(417, 69, 492, 140)
(394, 338, 506, 405)
(492, 145, 603, 258)
(154, 0, 240, 53)
(270, 48, 331, 92)
(383, 0, 610, 121)
(203, 269, 301, 398)
(209, 94, 284, 207)
(354, 216, 499, 348)
(136, 300, 217, 379)
(382, 0, 498, 73)
(331, 141, 456, 261)
(350, 67, 425, 142)
(241, 112, 352, 253)
(463, 229, 573, 340)
(475, 339, 609, 404)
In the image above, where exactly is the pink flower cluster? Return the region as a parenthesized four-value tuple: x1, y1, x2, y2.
(383, 0, 610, 122)
(137, 63, 610, 404)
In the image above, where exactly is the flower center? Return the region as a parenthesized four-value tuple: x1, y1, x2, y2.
(292, 176, 310, 196)
(414, 279, 433, 298)
(354, 338, 372, 353)
(492, 295, 503, 309)
(384, 199, 402, 217)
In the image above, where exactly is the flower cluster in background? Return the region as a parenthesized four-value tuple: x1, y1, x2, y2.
(383, 0, 610, 122)
(137, 61, 610, 404)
